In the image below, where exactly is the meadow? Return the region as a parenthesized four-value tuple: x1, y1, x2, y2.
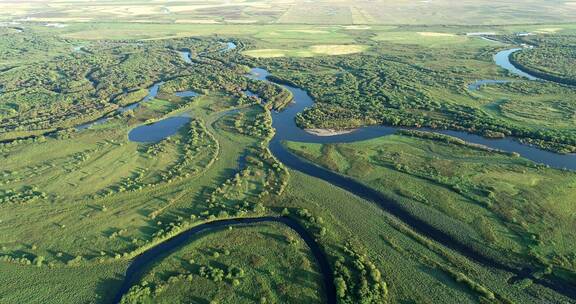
(120, 223, 325, 304)
(1, 19, 576, 304)
(285, 132, 576, 277)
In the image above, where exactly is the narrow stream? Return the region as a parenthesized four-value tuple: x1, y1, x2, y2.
(247, 46, 576, 299)
(113, 217, 336, 304)
(76, 82, 163, 131)
(114, 46, 576, 302)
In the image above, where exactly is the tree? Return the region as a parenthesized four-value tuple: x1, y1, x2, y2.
(335, 277, 347, 298)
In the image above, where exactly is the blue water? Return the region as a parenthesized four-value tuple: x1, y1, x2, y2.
(494, 48, 540, 81)
(247, 66, 576, 299)
(467, 48, 540, 91)
(252, 62, 576, 298)
(468, 79, 510, 91)
(113, 47, 576, 303)
(174, 90, 199, 97)
(223, 42, 237, 52)
(243, 90, 258, 97)
(113, 217, 337, 304)
(179, 50, 192, 64)
(76, 82, 163, 131)
(248, 61, 575, 170)
(128, 116, 191, 143)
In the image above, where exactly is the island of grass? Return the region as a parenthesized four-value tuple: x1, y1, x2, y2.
(120, 222, 325, 304)
(511, 35, 576, 86)
(284, 130, 576, 288)
(2, 20, 576, 304)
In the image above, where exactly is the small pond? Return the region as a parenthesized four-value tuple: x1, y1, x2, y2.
(128, 116, 191, 143)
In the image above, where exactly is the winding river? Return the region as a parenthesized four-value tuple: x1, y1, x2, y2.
(76, 82, 164, 131)
(248, 46, 576, 300)
(112, 217, 336, 304)
(112, 46, 576, 302)
(250, 60, 576, 170)
(18, 43, 567, 302)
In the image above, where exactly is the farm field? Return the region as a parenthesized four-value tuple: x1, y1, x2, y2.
(3, 0, 576, 25)
(1, 2, 576, 303)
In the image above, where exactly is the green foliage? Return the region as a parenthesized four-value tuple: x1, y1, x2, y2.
(333, 243, 388, 303)
(513, 35, 576, 85)
(245, 35, 576, 153)
(120, 223, 324, 304)
(285, 133, 576, 287)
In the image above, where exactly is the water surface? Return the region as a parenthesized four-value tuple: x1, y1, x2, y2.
(113, 217, 336, 304)
(174, 90, 199, 97)
(76, 82, 163, 131)
(179, 50, 192, 64)
(494, 48, 540, 80)
(128, 116, 191, 143)
(223, 42, 237, 52)
(249, 67, 576, 170)
(467, 79, 510, 91)
(253, 60, 576, 298)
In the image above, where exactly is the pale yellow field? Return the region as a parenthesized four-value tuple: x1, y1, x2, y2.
(534, 28, 563, 33)
(2, 0, 576, 25)
(243, 44, 367, 58)
(342, 25, 372, 30)
(310, 44, 367, 55)
(417, 32, 457, 37)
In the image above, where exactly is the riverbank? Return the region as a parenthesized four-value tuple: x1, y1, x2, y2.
(305, 128, 357, 136)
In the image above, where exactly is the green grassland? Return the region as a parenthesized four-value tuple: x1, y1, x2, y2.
(247, 31, 576, 152)
(0, 260, 127, 304)
(0, 80, 280, 303)
(284, 132, 576, 279)
(120, 223, 324, 304)
(1, 20, 576, 304)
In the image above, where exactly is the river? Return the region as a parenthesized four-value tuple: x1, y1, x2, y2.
(76, 82, 163, 131)
(112, 217, 336, 304)
(248, 46, 576, 300)
(248, 63, 576, 170)
(77, 44, 575, 301)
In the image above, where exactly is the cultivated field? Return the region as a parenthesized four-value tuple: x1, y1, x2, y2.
(2, 0, 576, 25)
(1, 5, 576, 303)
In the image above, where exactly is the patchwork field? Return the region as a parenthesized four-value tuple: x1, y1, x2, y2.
(1, 5, 576, 303)
(243, 44, 367, 58)
(3, 0, 576, 25)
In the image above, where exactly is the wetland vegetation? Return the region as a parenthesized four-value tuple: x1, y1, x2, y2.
(1, 2, 576, 303)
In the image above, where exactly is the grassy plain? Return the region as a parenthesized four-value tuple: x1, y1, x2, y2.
(1, 17, 576, 304)
(284, 132, 576, 276)
(274, 170, 571, 303)
(120, 223, 324, 303)
(0, 87, 266, 303)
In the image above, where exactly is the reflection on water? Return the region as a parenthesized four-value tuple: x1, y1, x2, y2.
(179, 50, 192, 64)
(175, 90, 199, 97)
(76, 82, 163, 131)
(468, 79, 510, 91)
(494, 48, 540, 81)
(128, 116, 191, 143)
(248, 65, 575, 170)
